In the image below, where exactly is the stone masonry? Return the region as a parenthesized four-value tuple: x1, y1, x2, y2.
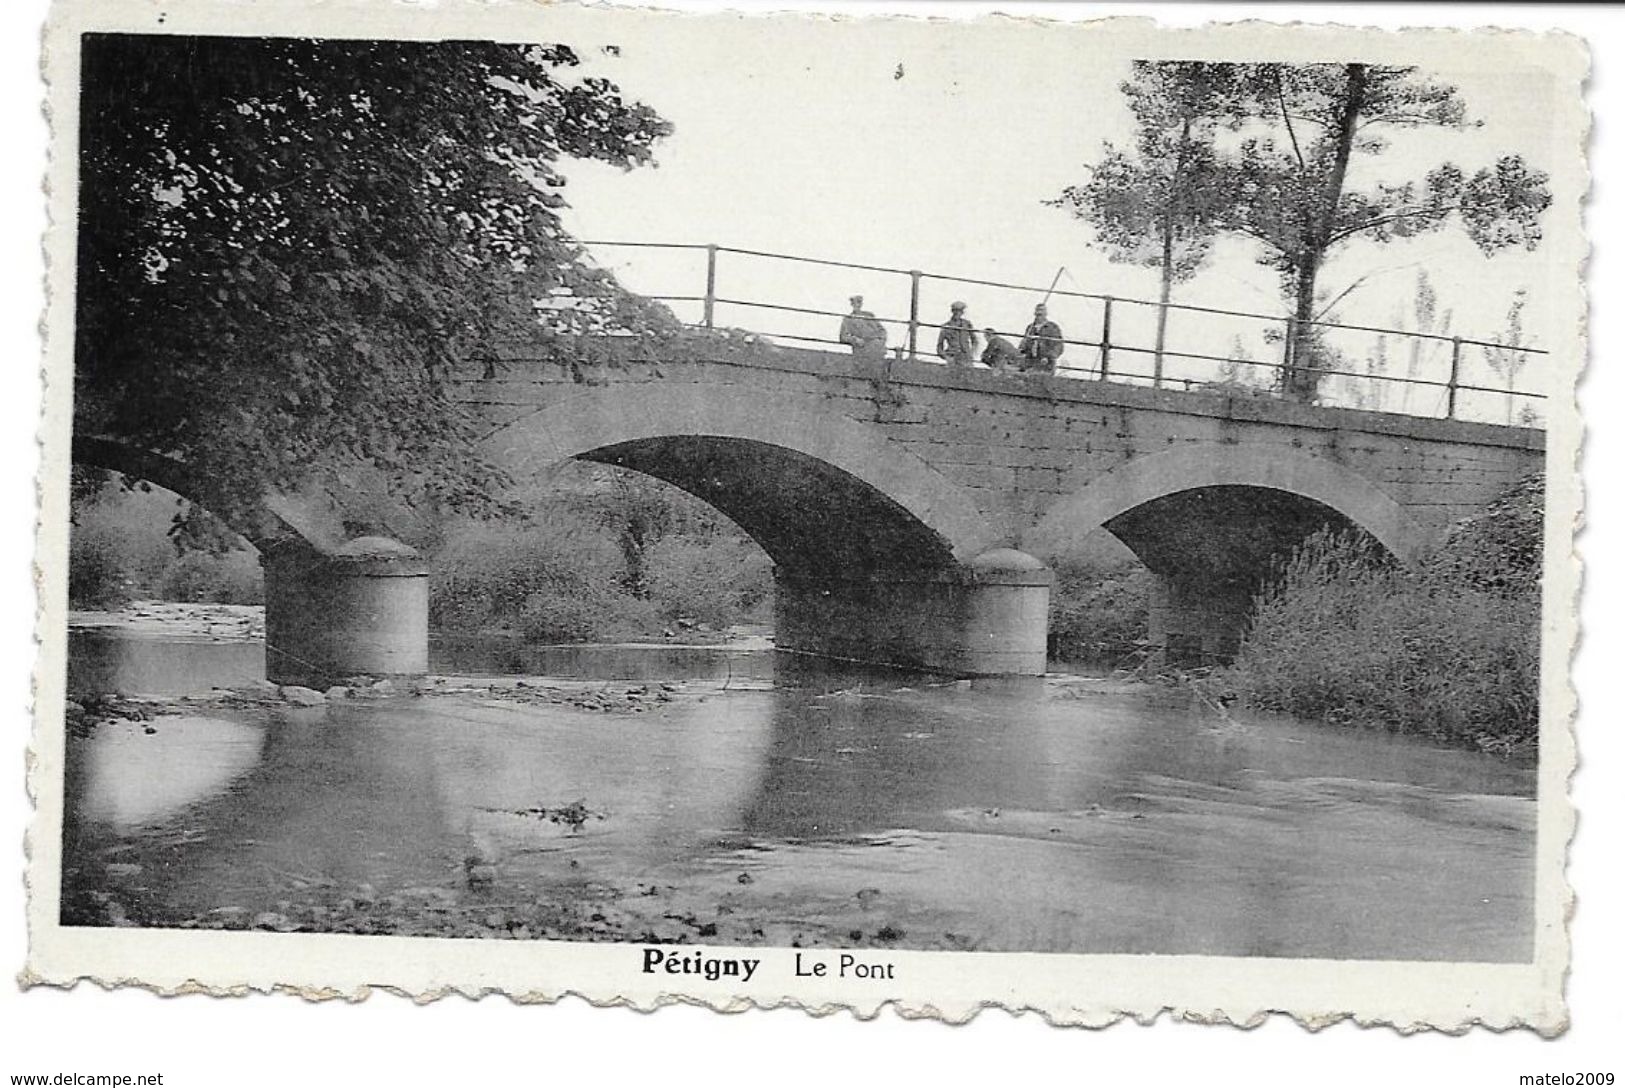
(459, 336, 1545, 669)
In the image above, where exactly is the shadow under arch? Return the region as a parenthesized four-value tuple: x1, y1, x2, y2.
(1024, 441, 1423, 564)
(481, 384, 1002, 581)
(1024, 442, 1425, 660)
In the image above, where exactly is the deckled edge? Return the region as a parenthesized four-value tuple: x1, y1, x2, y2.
(21, 0, 1589, 1037)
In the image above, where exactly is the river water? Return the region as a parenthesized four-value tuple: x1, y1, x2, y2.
(61, 630, 1537, 961)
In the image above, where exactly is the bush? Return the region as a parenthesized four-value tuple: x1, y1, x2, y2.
(431, 517, 628, 636)
(517, 589, 609, 643)
(157, 549, 264, 604)
(68, 525, 133, 609)
(1047, 557, 1152, 663)
(642, 536, 774, 628)
(1226, 528, 1539, 752)
(430, 498, 778, 644)
(1424, 471, 1543, 596)
(70, 479, 263, 606)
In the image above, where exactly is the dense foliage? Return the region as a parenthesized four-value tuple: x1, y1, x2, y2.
(429, 520, 772, 644)
(427, 466, 774, 642)
(76, 35, 674, 526)
(1047, 557, 1153, 664)
(1226, 475, 1544, 753)
(1422, 471, 1544, 596)
(68, 482, 263, 608)
(70, 464, 776, 642)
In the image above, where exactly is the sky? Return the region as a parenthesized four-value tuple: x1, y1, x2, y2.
(539, 11, 1570, 421)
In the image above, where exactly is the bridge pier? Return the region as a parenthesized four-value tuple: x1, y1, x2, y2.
(774, 549, 1052, 676)
(263, 537, 430, 685)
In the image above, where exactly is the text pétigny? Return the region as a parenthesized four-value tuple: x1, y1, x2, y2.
(640, 947, 760, 983)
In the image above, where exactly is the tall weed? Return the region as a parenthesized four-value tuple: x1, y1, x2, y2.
(1229, 527, 1539, 752)
(1048, 557, 1153, 663)
(643, 536, 773, 627)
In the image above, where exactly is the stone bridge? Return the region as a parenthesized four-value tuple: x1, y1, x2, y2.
(457, 337, 1543, 675)
(77, 337, 1546, 679)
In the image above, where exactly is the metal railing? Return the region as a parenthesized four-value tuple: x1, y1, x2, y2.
(574, 240, 1549, 426)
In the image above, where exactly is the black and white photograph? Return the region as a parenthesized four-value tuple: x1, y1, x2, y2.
(24, 0, 1591, 1038)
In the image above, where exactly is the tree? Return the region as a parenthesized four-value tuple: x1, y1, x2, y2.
(1051, 62, 1243, 383)
(1217, 63, 1550, 401)
(75, 35, 675, 534)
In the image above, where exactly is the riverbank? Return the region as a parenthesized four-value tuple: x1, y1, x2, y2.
(66, 591, 1534, 760)
(69, 601, 775, 651)
(68, 600, 265, 641)
(65, 672, 763, 731)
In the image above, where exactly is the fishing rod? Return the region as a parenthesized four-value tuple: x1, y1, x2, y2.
(1039, 266, 1067, 306)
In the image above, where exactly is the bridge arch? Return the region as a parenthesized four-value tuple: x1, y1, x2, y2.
(71, 436, 345, 554)
(1025, 441, 1424, 563)
(482, 384, 1002, 580)
(1026, 442, 1426, 659)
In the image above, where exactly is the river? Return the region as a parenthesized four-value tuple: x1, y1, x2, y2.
(60, 628, 1537, 961)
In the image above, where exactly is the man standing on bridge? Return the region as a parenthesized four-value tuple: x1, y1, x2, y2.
(1018, 303, 1065, 373)
(839, 295, 888, 360)
(936, 301, 977, 366)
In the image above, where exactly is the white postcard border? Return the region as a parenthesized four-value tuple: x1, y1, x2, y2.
(25, 0, 1589, 1035)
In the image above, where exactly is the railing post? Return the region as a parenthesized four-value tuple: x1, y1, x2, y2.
(907, 270, 922, 361)
(703, 244, 718, 330)
(1099, 296, 1113, 381)
(1281, 316, 1295, 392)
(1447, 335, 1463, 419)
(1152, 299, 1167, 389)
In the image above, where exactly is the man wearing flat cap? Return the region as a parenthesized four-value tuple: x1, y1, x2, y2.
(838, 294, 888, 361)
(1018, 303, 1065, 373)
(936, 301, 977, 367)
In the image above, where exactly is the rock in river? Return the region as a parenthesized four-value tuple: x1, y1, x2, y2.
(278, 685, 327, 707)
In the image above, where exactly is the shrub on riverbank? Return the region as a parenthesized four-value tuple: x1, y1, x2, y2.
(642, 536, 773, 629)
(1226, 479, 1543, 753)
(69, 508, 264, 609)
(69, 464, 775, 640)
(430, 518, 650, 641)
(1047, 557, 1153, 664)
(67, 525, 134, 609)
(428, 514, 772, 643)
(157, 549, 265, 605)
